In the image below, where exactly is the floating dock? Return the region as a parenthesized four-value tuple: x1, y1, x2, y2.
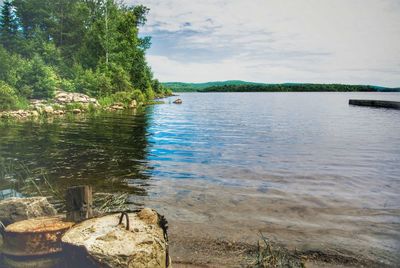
(349, 99, 400, 109)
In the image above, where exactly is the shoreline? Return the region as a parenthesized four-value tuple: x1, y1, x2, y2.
(0, 91, 174, 121)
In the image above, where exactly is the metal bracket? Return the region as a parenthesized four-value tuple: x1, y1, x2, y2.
(118, 212, 130, 231)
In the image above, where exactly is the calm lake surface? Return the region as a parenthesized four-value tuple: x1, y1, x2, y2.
(1, 92, 400, 265)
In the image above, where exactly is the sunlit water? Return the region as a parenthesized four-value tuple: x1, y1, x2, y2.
(0, 92, 399, 264)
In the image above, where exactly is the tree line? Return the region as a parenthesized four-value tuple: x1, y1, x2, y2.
(0, 0, 171, 110)
(199, 84, 380, 92)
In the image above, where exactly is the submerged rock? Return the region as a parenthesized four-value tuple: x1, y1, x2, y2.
(62, 209, 169, 268)
(0, 197, 57, 226)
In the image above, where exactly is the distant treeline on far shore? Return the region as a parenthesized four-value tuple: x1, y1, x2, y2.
(163, 81, 400, 93)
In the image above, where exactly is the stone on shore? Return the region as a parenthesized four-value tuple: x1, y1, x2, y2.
(62, 209, 168, 268)
(109, 102, 125, 111)
(55, 91, 97, 105)
(0, 197, 57, 226)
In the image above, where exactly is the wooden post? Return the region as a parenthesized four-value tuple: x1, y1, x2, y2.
(66, 185, 93, 222)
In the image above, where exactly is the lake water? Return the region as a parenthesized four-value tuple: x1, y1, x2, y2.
(0, 92, 399, 265)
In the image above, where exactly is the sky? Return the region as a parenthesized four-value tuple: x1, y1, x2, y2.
(130, 0, 400, 87)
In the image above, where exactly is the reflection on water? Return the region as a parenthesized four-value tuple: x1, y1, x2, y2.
(0, 110, 151, 196)
(0, 92, 400, 265)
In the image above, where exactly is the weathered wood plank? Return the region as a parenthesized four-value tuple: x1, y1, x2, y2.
(65, 186, 93, 222)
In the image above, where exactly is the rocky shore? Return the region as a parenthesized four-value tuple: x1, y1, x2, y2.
(0, 91, 144, 120)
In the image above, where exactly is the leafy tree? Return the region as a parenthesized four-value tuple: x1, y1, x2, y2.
(0, 81, 19, 110)
(0, 0, 162, 110)
(18, 55, 58, 99)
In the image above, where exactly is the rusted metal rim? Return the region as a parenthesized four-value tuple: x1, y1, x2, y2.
(2, 217, 74, 257)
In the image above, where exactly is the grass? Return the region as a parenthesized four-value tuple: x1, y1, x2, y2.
(0, 158, 63, 203)
(0, 158, 131, 214)
(98, 95, 115, 107)
(252, 233, 305, 268)
(93, 192, 129, 214)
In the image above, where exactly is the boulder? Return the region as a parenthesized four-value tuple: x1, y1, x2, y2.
(173, 99, 182, 104)
(54, 91, 98, 107)
(62, 209, 169, 268)
(0, 197, 57, 226)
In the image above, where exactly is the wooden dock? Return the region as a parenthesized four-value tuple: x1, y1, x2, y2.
(349, 99, 400, 109)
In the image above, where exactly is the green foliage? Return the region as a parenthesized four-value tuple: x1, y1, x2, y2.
(112, 91, 134, 104)
(59, 79, 76, 92)
(104, 63, 133, 93)
(17, 56, 58, 99)
(0, 81, 19, 110)
(132, 89, 145, 103)
(65, 102, 86, 111)
(98, 95, 115, 107)
(0, 81, 28, 110)
(163, 81, 398, 92)
(73, 66, 112, 97)
(0, 0, 159, 110)
(200, 83, 378, 92)
(98, 89, 145, 107)
(145, 87, 155, 100)
(0, 45, 24, 87)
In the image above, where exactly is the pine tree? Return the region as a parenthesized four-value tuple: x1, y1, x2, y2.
(0, 0, 21, 51)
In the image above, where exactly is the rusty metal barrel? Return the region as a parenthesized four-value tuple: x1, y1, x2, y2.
(0, 216, 74, 268)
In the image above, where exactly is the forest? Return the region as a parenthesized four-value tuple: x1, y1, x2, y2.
(164, 81, 400, 93)
(0, 0, 171, 111)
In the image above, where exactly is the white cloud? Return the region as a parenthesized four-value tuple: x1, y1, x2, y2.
(132, 0, 400, 86)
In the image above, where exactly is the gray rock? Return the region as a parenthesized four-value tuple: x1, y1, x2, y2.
(0, 197, 57, 226)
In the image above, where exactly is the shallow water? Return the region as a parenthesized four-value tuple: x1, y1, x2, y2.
(1, 92, 400, 265)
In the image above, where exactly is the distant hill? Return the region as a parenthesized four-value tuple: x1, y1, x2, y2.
(162, 81, 400, 92)
(162, 80, 266, 92)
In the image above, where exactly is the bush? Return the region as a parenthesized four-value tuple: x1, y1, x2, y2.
(73, 66, 112, 97)
(132, 89, 145, 103)
(0, 81, 27, 111)
(17, 55, 58, 99)
(105, 63, 134, 93)
(59, 79, 76, 92)
(144, 87, 155, 101)
(0, 45, 28, 88)
(112, 91, 133, 104)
